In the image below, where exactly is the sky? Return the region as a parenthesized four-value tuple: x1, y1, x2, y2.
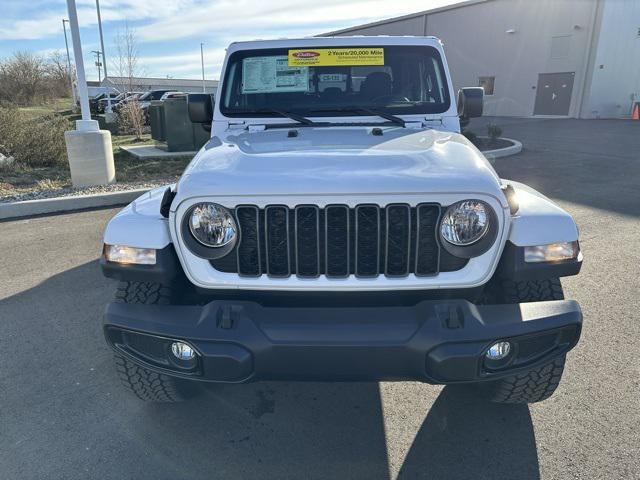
(0, 0, 460, 81)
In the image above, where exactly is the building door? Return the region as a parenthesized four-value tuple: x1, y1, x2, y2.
(533, 72, 575, 115)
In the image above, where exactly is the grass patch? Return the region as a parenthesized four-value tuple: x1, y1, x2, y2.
(17, 97, 75, 119)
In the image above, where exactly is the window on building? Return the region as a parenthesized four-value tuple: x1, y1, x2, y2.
(478, 76, 495, 96)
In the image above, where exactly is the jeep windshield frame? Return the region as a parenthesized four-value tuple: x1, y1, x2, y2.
(219, 45, 451, 120)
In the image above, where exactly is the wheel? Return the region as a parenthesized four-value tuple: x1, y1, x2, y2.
(497, 278, 564, 303)
(484, 277, 564, 304)
(112, 281, 198, 402)
(478, 278, 567, 404)
(479, 355, 566, 404)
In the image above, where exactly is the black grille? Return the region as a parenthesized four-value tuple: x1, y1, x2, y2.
(211, 204, 468, 278)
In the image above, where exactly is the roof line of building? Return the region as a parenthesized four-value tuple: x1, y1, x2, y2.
(103, 76, 218, 83)
(318, 0, 490, 36)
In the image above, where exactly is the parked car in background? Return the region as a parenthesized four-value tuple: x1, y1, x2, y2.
(90, 92, 119, 114)
(138, 90, 181, 123)
(160, 91, 187, 101)
(98, 92, 143, 113)
(112, 92, 145, 113)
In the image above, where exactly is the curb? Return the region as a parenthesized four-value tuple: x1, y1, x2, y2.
(481, 137, 523, 159)
(0, 188, 149, 221)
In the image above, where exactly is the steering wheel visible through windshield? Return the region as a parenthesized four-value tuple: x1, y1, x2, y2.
(220, 45, 451, 119)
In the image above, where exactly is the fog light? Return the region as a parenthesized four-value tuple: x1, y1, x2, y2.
(486, 341, 511, 360)
(171, 341, 196, 361)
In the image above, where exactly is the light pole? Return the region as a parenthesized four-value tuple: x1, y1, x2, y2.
(200, 42, 206, 93)
(66, 0, 93, 126)
(95, 0, 112, 114)
(62, 19, 77, 107)
(92, 50, 103, 82)
(64, 0, 115, 188)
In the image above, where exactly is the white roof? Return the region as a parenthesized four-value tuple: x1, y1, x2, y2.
(227, 36, 443, 52)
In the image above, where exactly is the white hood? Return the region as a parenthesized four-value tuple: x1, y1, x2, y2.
(175, 127, 503, 203)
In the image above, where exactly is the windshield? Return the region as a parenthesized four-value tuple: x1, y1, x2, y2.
(220, 45, 450, 118)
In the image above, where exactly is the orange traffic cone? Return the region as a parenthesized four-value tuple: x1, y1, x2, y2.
(632, 103, 640, 120)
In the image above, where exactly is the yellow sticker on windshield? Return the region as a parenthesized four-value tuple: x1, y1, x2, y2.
(288, 48, 384, 67)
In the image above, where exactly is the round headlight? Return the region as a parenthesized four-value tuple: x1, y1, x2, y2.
(188, 203, 237, 247)
(440, 200, 490, 246)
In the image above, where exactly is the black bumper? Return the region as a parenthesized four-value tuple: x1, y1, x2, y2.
(104, 298, 582, 384)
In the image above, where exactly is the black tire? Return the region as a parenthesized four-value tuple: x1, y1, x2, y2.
(498, 278, 564, 303)
(483, 277, 564, 304)
(479, 355, 566, 404)
(114, 281, 174, 305)
(112, 281, 197, 402)
(478, 278, 567, 403)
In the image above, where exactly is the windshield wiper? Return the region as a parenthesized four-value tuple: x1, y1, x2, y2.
(255, 108, 317, 126)
(309, 106, 406, 127)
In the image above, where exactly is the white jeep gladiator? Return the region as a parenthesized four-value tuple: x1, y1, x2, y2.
(101, 36, 583, 403)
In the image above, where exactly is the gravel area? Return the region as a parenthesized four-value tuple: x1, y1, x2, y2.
(0, 177, 179, 204)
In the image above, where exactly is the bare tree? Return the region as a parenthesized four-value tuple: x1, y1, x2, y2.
(110, 24, 147, 139)
(46, 50, 73, 99)
(0, 52, 48, 105)
(111, 23, 142, 94)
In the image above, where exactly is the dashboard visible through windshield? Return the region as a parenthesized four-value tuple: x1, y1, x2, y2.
(220, 45, 451, 118)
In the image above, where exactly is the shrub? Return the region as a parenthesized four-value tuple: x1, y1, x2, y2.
(0, 106, 71, 167)
(487, 123, 503, 142)
(117, 100, 145, 139)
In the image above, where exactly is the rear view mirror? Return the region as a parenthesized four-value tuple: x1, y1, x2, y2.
(188, 94, 214, 124)
(457, 87, 484, 119)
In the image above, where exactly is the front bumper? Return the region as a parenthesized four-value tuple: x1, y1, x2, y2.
(104, 298, 582, 384)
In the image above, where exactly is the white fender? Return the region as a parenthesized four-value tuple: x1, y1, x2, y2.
(506, 180, 579, 246)
(103, 186, 174, 249)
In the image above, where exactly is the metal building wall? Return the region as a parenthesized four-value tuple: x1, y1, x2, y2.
(581, 0, 640, 118)
(329, 0, 602, 118)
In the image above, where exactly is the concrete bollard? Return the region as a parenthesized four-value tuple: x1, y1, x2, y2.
(64, 122, 116, 187)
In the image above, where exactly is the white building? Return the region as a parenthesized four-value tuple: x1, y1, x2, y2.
(100, 76, 218, 95)
(323, 0, 640, 118)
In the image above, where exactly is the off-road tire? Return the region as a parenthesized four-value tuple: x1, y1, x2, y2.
(498, 278, 564, 303)
(479, 278, 567, 403)
(112, 281, 197, 402)
(483, 277, 564, 304)
(114, 281, 174, 305)
(480, 355, 566, 404)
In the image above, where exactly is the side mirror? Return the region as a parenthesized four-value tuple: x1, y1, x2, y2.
(187, 93, 213, 124)
(457, 87, 484, 119)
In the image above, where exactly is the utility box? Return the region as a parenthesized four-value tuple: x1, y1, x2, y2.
(162, 97, 210, 152)
(149, 100, 166, 142)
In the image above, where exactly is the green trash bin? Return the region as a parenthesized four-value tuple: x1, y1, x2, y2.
(149, 100, 166, 142)
(164, 97, 194, 152)
(163, 96, 211, 152)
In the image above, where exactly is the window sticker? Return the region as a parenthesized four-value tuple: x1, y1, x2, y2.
(241, 56, 309, 94)
(288, 48, 384, 67)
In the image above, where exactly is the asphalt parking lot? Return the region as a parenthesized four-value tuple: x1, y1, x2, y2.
(1, 118, 639, 479)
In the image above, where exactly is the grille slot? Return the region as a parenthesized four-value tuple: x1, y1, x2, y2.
(385, 204, 411, 277)
(210, 203, 468, 278)
(415, 204, 440, 276)
(325, 205, 350, 278)
(355, 205, 380, 277)
(295, 206, 320, 278)
(265, 206, 290, 277)
(236, 206, 261, 276)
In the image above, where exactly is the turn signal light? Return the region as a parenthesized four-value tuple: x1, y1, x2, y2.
(103, 244, 156, 265)
(524, 241, 580, 263)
